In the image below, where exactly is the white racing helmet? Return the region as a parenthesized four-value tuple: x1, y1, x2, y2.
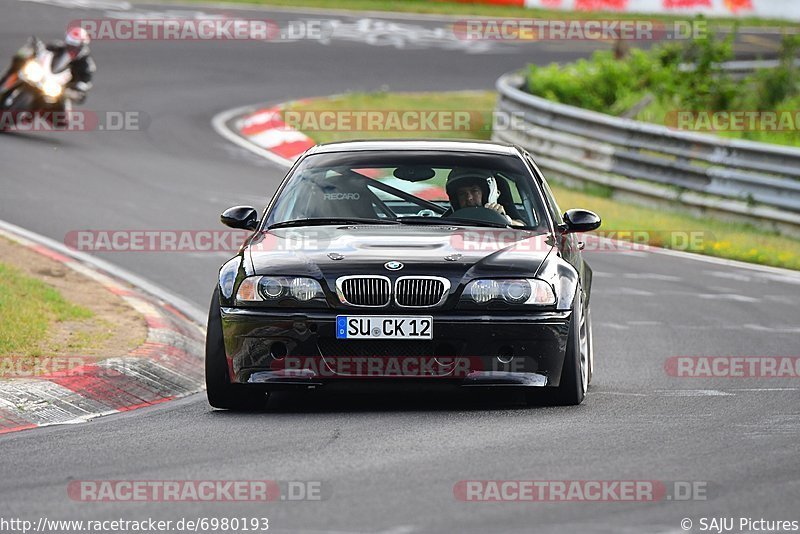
(65, 27, 91, 50)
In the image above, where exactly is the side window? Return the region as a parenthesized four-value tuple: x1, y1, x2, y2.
(269, 178, 305, 222)
(525, 154, 563, 226)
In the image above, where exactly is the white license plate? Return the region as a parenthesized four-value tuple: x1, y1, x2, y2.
(336, 316, 433, 340)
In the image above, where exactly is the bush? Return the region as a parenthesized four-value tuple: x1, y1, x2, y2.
(525, 25, 800, 146)
(527, 47, 672, 113)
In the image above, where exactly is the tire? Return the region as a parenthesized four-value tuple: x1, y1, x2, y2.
(6, 88, 36, 113)
(1, 88, 40, 132)
(527, 290, 588, 406)
(205, 288, 267, 410)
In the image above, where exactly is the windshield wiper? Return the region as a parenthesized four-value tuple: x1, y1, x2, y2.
(267, 217, 400, 230)
(397, 216, 510, 229)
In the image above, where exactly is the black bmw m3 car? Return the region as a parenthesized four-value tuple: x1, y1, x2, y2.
(206, 140, 601, 409)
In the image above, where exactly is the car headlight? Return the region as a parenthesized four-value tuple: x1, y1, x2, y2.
(236, 276, 326, 305)
(42, 80, 63, 98)
(21, 61, 44, 83)
(463, 278, 555, 306)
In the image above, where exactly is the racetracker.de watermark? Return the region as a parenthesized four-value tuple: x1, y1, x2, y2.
(68, 18, 332, 41)
(453, 480, 709, 502)
(452, 19, 707, 41)
(64, 230, 252, 253)
(63, 229, 712, 253)
(665, 357, 800, 378)
(268, 356, 494, 379)
(667, 110, 800, 132)
(280, 110, 525, 133)
(0, 111, 148, 132)
(0, 356, 157, 379)
(67, 480, 327, 502)
(451, 230, 711, 253)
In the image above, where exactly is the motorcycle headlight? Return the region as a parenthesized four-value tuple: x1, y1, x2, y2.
(463, 278, 555, 306)
(21, 61, 44, 83)
(236, 276, 326, 305)
(42, 80, 63, 98)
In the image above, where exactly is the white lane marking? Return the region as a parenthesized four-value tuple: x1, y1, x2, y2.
(742, 324, 800, 333)
(646, 246, 800, 280)
(211, 104, 294, 169)
(696, 293, 760, 303)
(623, 273, 682, 282)
(558, 388, 796, 400)
(731, 388, 800, 392)
(646, 414, 714, 418)
(650, 290, 760, 303)
(614, 250, 649, 257)
(619, 287, 656, 296)
(754, 272, 800, 286)
(655, 390, 733, 397)
(299, 528, 416, 534)
(378, 527, 417, 534)
(594, 288, 655, 297)
(598, 323, 795, 332)
(19, 0, 131, 9)
(593, 392, 648, 397)
(596, 322, 630, 330)
(707, 270, 752, 282)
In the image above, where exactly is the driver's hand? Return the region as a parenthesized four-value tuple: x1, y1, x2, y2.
(485, 202, 515, 225)
(485, 202, 506, 215)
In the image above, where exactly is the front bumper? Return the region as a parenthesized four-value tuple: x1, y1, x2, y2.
(221, 308, 571, 389)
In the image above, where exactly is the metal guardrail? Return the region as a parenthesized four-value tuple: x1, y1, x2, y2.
(679, 59, 800, 80)
(493, 69, 800, 236)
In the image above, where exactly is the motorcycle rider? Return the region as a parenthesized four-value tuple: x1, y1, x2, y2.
(0, 27, 95, 105)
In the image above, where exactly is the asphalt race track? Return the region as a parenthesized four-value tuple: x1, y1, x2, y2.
(1, 2, 798, 532)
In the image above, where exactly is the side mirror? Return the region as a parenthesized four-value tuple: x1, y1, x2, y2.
(221, 206, 259, 230)
(562, 209, 601, 233)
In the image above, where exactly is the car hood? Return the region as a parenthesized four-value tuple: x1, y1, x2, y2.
(247, 225, 555, 281)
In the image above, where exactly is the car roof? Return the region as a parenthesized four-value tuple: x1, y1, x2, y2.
(305, 139, 521, 157)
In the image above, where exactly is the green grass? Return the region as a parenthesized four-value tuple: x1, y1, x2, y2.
(636, 95, 800, 147)
(177, 0, 798, 28)
(284, 91, 497, 143)
(550, 183, 800, 270)
(0, 263, 93, 357)
(287, 91, 800, 270)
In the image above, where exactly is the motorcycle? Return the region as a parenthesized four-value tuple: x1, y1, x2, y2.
(0, 38, 75, 131)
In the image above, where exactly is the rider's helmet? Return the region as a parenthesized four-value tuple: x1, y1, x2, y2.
(65, 27, 91, 57)
(446, 168, 490, 211)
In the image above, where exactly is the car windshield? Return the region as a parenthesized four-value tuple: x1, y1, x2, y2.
(265, 150, 550, 231)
